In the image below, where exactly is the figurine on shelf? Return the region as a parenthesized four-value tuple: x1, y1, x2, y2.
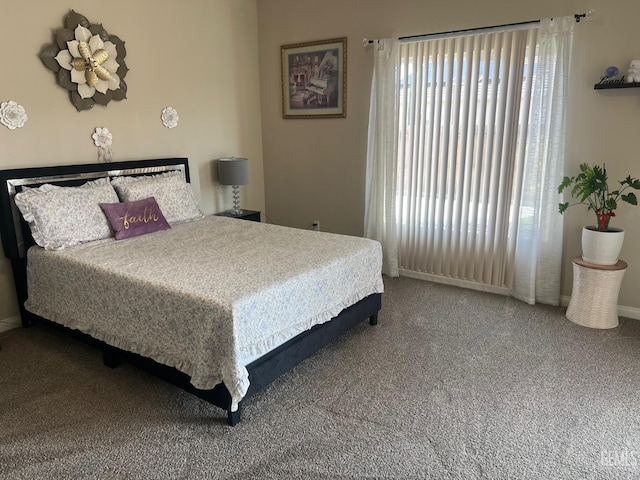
(625, 60, 640, 83)
(597, 66, 624, 85)
(604, 66, 619, 79)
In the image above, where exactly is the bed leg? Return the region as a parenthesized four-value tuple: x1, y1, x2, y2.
(227, 404, 242, 426)
(20, 310, 36, 328)
(369, 313, 378, 326)
(103, 347, 123, 369)
(21, 316, 34, 328)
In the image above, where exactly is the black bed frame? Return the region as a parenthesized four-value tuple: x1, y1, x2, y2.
(0, 158, 381, 426)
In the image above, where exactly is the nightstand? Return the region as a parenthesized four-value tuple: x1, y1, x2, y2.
(215, 209, 261, 222)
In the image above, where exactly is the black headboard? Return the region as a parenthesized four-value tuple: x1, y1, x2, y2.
(0, 157, 190, 261)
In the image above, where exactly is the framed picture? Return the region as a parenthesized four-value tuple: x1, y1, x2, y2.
(281, 37, 347, 119)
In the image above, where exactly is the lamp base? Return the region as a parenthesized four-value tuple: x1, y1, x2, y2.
(231, 185, 243, 216)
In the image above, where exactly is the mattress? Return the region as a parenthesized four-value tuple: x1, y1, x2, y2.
(24, 216, 384, 409)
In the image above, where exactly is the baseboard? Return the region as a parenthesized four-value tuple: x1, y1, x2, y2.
(399, 269, 511, 296)
(560, 295, 640, 320)
(0, 315, 21, 333)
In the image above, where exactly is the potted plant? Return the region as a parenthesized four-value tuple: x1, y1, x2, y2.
(558, 163, 640, 265)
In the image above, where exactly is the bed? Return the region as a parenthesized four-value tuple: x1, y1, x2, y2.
(0, 158, 383, 425)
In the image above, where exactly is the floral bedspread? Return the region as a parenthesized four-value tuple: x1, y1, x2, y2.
(25, 216, 384, 410)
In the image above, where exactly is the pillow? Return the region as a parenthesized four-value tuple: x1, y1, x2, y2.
(110, 171, 203, 225)
(100, 197, 171, 240)
(14, 178, 120, 250)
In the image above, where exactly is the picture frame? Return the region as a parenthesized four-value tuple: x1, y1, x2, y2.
(281, 37, 347, 119)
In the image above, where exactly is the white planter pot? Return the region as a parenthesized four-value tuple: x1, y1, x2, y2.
(581, 226, 625, 265)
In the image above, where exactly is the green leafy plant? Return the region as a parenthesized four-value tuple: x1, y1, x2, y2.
(558, 163, 640, 231)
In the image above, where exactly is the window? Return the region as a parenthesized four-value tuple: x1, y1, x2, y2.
(395, 29, 538, 291)
(365, 18, 574, 304)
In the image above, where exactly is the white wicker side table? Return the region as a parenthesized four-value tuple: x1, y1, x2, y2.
(566, 256, 627, 329)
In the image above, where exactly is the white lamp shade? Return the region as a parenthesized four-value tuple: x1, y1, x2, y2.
(218, 157, 249, 186)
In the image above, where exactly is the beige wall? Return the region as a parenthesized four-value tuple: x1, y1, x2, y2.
(0, 0, 265, 322)
(258, 0, 640, 312)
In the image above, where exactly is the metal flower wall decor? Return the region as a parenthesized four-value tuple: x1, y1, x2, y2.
(39, 10, 129, 111)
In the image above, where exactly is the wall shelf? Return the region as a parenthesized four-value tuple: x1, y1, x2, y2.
(594, 81, 640, 90)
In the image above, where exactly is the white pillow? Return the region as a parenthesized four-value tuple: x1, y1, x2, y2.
(14, 178, 119, 250)
(110, 171, 203, 225)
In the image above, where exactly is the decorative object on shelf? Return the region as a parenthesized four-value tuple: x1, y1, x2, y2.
(0, 101, 28, 130)
(595, 66, 624, 87)
(92, 127, 113, 163)
(217, 157, 249, 215)
(601, 65, 621, 84)
(558, 163, 640, 265)
(39, 10, 129, 111)
(161, 107, 179, 129)
(593, 63, 640, 89)
(625, 60, 640, 83)
(281, 37, 347, 119)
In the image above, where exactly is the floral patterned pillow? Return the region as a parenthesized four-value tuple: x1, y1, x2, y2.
(110, 171, 204, 225)
(14, 178, 119, 250)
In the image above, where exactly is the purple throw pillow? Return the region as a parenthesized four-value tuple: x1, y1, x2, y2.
(99, 197, 171, 240)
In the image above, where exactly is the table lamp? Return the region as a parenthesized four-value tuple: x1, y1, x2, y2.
(218, 157, 249, 215)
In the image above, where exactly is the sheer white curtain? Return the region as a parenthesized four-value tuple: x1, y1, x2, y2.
(511, 17, 575, 305)
(364, 39, 400, 276)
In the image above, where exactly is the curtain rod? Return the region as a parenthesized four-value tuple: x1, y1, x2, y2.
(363, 11, 591, 46)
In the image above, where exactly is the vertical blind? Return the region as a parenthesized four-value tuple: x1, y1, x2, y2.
(396, 28, 539, 291)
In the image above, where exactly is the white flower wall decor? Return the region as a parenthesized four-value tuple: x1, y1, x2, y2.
(92, 127, 113, 163)
(39, 10, 129, 112)
(0, 101, 28, 130)
(161, 107, 179, 129)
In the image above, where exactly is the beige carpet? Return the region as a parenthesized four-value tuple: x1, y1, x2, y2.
(2, 276, 640, 479)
